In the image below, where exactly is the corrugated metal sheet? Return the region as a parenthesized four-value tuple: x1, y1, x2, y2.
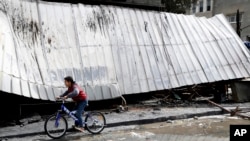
(0, 0, 250, 101)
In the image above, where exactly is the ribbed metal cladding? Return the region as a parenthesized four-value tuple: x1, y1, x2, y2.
(0, 0, 249, 101)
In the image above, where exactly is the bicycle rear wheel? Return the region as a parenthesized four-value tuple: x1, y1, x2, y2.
(85, 112, 106, 134)
(44, 114, 68, 139)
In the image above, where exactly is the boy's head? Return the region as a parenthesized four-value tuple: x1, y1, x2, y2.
(64, 76, 74, 88)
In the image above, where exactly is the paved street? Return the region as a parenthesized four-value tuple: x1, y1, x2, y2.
(5, 115, 250, 141)
(1, 103, 250, 139)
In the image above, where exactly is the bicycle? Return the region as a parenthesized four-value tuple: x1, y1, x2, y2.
(44, 98, 106, 139)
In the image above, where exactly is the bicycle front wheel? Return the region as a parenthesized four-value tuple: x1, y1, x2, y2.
(44, 114, 68, 139)
(85, 112, 106, 134)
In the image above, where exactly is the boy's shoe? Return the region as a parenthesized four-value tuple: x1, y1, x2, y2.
(74, 126, 85, 132)
(72, 125, 85, 132)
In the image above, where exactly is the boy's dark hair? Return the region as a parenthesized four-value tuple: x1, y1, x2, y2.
(64, 76, 75, 83)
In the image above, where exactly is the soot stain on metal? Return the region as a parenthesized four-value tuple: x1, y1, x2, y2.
(8, 5, 40, 46)
(12, 18, 40, 46)
(86, 8, 114, 35)
(144, 21, 148, 32)
(48, 38, 51, 44)
(0, 0, 8, 13)
(87, 18, 97, 32)
(163, 15, 171, 39)
(29, 21, 39, 44)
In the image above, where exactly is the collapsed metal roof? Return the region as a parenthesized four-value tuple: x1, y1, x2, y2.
(0, 0, 250, 101)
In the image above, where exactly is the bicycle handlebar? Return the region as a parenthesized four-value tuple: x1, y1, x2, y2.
(55, 98, 66, 103)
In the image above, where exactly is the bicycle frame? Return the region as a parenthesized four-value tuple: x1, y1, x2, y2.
(60, 103, 78, 121)
(55, 100, 89, 127)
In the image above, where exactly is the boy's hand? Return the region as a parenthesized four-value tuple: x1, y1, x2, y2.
(63, 96, 68, 100)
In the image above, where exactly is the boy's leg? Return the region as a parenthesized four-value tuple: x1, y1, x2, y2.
(75, 100, 87, 127)
(74, 102, 79, 127)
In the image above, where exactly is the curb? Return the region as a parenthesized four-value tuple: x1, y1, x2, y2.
(106, 110, 225, 127)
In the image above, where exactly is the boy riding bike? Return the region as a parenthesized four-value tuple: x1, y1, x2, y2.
(56, 76, 88, 132)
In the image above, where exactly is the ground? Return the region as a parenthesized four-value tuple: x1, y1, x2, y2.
(5, 115, 250, 141)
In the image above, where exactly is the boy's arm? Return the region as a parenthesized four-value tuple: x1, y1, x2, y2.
(60, 91, 69, 97)
(66, 87, 79, 98)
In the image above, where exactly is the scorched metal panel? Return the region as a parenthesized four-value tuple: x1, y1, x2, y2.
(0, 0, 250, 101)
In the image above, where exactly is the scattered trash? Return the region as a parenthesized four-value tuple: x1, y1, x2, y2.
(198, 123, 204, 128)
(193, 116, 199, 120)
(130, 132, 144, 138)
(207, 100, 250, 119)
(144, 131, 155, 137)
(173, 93, 181, 100)
(166, 120, 173, 123)
(116, 105, 125, 113)
(138, 84, 230, 108)
(151, 111, 160, 115)
(130, 131, 154, 138)
(140, 99, 160, 106)
(226, 117, 240, 120)
(153, 107, 161, 111)
(19, 113, 42, 126)
(189, 85, 250, 120)
(138, 112, 146, 117)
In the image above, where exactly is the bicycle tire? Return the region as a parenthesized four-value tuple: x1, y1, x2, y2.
(85, 112, 106, 134)
(44, 114, 68, 139)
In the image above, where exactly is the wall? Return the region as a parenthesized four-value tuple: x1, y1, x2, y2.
(188, 0, 214, 18)
(188, 0, 250, 40)
(195, 11, 213, 18)
(213, 0, 250, 41)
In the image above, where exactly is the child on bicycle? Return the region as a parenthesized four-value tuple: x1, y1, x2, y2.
(57, 76, 88, 132)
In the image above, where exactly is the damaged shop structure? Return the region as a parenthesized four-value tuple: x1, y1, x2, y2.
(0, 0, 250, 118)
